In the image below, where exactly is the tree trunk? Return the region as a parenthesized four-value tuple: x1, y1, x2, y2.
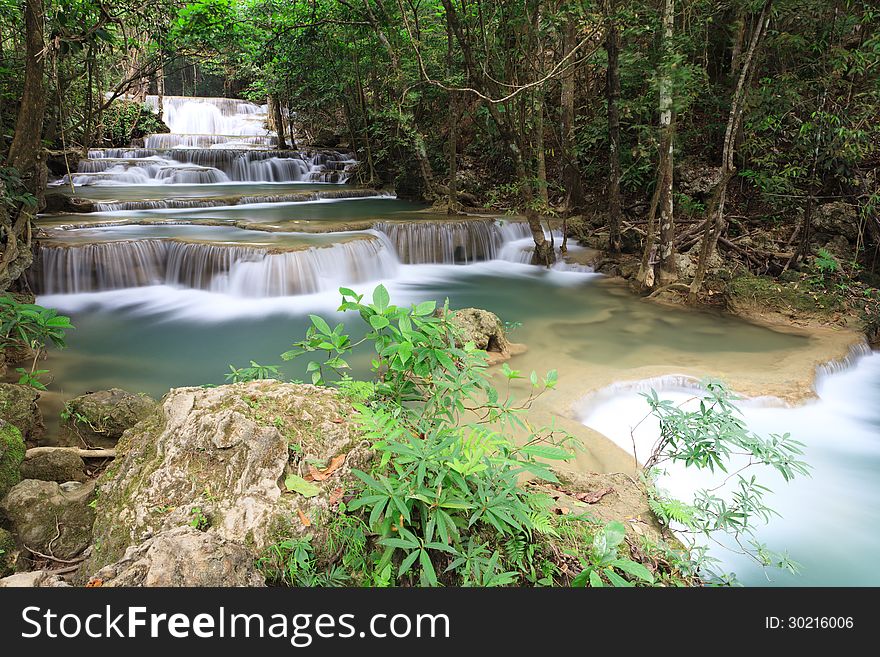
(605, 0, 622, 252)
(157, 65, 165, 123)
(1, 0, 46, 291)
(656, 0, 677, 286)
(534, 90, 549, 208)
(271, 95, 288, 150)
(688, 0, 773, 302)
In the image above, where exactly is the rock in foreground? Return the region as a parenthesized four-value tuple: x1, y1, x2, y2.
(88, 527, 265, 587)
(81, 380, 368, 582)
(1, 479, 95, 560)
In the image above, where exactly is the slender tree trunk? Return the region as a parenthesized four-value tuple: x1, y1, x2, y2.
(1, 0, 46, 290)
(688, 0, 773, 302)
(157, 66, 165, 123)
(446, 22, 459, 211)
(656, 0, 677, 285)
(561, 14, 584, 213)
(271, 95, 288, 150)
(534, 90, 549, 208)
(606, 0, 622, 252)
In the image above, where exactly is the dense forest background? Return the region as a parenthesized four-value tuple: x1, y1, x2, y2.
(1, 0, 878, 297)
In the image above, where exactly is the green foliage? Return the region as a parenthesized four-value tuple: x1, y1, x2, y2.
(189, 506, 210, 531)
(641, 380, 810, 580)
(284, 285, 573, 586)
(256, 535, 350, 587)
(0, 295, 74, 353)
(225, 361, 281, 383)
(99, 101, 167, 147)
(0, 296, 73, 391)
(0, 167, 37, 210)
(15, 367, 49, 391)
(571, 520, 655, 587)
(813, 248, 840, 283)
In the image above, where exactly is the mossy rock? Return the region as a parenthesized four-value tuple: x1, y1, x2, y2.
(0, 383, 44, 445)
(0, 479, 96, 560)
(0, 527, 16, 577)
(20, 451, 87, 483)
(0, 420, 25, 501)
(60, 388, 157, 448)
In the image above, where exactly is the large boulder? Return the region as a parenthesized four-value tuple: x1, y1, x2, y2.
(812, 201, 859, 243)
(0, 383, 44, 445)
(80, 380, 369, 581)
(0, 420, 25, 500)
(20, 450, 87, 483)
(60, 388, 156, 448)
(87, 527, 265, 587)
(1, 479, 96, 560)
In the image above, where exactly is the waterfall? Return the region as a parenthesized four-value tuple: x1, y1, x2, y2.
(61, 148, 357, 186)
(375, 220, 531, 264)
(31, 237, 399, 297)
(54, 95, 357, 186)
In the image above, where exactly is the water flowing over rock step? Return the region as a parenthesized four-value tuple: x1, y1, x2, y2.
(30, 220, 542, 295)
(55, 148, 356, 186)
(45, 188, 390, 213)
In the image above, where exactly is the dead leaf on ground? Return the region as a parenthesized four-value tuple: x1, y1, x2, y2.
(297, 509, 312, 527)
(304, 453, 347, 481)
(572, 487, 614, 504)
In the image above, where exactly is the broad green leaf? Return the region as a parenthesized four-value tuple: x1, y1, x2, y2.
(284, 474, 320, 498)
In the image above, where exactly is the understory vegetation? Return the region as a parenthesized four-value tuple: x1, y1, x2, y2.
(232, 285, 807, 587)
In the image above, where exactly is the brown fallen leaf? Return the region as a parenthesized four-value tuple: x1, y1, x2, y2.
(305, 465, 328, 482)
(297, 509, 312, 527)
(331, 418, 344, 424)
(304, 453, 347, 481)
(573, 487, 614, 504)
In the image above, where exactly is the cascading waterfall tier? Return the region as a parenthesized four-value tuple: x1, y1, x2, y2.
(89, 189, 390, 212)
(60, 149, 356, 186)
(54, 95, 356, 186)
(374, 220, 531, 264)
(30, 236, 398, 297)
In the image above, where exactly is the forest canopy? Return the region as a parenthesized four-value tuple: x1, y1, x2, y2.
(1, 0, 878, 290)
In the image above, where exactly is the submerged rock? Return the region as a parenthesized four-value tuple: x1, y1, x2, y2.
(20, 450, 87, 483)
(0, 420, 25, 500)
(1, 479, 96, 560)
(0, 383, 44, 445)
(81, 380, 369, 581)
(88, 527, 265, 587)
(60, 388, 156, 448)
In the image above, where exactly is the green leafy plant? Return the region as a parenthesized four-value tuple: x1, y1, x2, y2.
(189, 507, 210, 531)
(813, 248, 840, 284)
(15, 367, 49, 390)
(1, 295, 74, 389)
(571, 520, 655, 587)
(283, 285, 573, 586)
(639, 380, 810, 581)
(224, 360, 281, 383)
